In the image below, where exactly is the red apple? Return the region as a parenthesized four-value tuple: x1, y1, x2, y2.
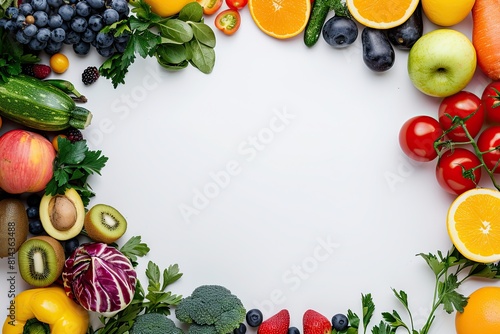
(0, 129, 56, 194)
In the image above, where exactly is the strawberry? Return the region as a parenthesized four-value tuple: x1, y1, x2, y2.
(303, 309, 332, 334)
(258, 309, 290, 334)
(32, 64, 52, 79)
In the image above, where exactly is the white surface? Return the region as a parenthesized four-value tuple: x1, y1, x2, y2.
(1, 6, 499, 333)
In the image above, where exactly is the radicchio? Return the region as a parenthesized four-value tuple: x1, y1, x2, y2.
(62, 242, 137, 316)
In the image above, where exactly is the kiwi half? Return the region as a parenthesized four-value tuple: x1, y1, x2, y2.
(18, 236, 65, 287)
(84, 204, 127, 244)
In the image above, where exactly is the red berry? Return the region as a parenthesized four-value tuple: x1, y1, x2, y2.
(257, 309, 290, 334)
(303, 309, 332, 334)
(32, 64, 52, 79)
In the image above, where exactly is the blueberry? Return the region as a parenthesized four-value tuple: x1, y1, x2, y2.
(33, 10, 49, 27)
(26, 193, 41, 207)
(95, 31, 113, 48)
(64, 237, 80, 255)
(36, 27, 51, 42)
(48, 14, 63, 28)
(114, 32, 129, 44)
(245, 309, 263, 327)
(15, 30, 32, 44)
(75, 1, 91, 17)
(86, 0, 105, 9)
(102, 8, 119, 25)
(81, 28, 96, 43)
(29, 219, 45, 235)
(28, 38, 47, 50)
(322, 16, 358, 48)
(47, 0, 63, 7)
(332, 314, 349, 331)
(50, 27, 66, 42)
(63, 29, 80, 44)
(26, 206, 39, 219)
(111, 0, 129, 16)
(19, 3, 34, 16)
(96, 45, 115, 57)
(0, 18, 8, 29)
(73, 40, 90, 55)
(288, 327, 300, 334)
(15, 14, 26, 28)
(31, 0, 48, 11)
(3, 20, 17, 32)
(6, 6, 19, 19)
(114, 40, 127, 53)
(23, 24, 38, 36)
(88, 14, 103, 31)
(45, 39, 63, 54)
(70, 16, 88, 33)
(233, 323, 246, 334)
(58, 4, 75, 21)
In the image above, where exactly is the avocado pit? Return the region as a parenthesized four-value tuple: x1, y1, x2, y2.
(49, 195, 77, 231)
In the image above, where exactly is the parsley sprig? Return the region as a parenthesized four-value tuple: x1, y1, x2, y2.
(338, 247, 500, 334)
(99, 1, 216, 88)
(45, 137, 108, 206)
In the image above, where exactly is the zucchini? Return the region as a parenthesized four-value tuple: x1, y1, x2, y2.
(304, 0, 331, 47)
(0, 74, 92, 131)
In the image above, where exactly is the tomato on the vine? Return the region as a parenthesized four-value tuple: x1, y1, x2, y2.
(226, 0, 248, 10)
(197, 0, 223, 15)
(477, 125, 500, 173)
(436, 148, 482, 195)
(438, 91, 484, 142)
(215, 9, 241, 35)
(399, 115, 443, 162)
(481, 81, 500, 124)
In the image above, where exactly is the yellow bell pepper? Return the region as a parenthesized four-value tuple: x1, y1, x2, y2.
(2, 285, 89, 334)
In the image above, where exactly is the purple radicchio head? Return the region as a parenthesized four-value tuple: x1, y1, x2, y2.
(62, 242, 137, 317)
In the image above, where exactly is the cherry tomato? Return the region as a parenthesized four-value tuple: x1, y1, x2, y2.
(481, 81, 500, 124)
(436, 148, 482, 195)
(197, 0, 223, 15)
(226, 0, 248, 10)
(399, 115, 443, 162)
(215, 9, 240, 35)
(477, 125, 500, 173)
(438, 91, 484, 142)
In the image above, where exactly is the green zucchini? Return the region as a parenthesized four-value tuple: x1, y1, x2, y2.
(0, 74, 92, 131)
(304, 0, 331, 47)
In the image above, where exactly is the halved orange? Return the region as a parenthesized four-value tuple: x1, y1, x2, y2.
(249, 0, 311, 39)
(447, 188, 500, 263)
(346, 0, 419, 29)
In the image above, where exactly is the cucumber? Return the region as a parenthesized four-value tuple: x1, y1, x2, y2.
(304, 0, 331, 47)
(0, 74, 92, 131)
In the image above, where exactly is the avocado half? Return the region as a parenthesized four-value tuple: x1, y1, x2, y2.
(39, 188, 85, 241)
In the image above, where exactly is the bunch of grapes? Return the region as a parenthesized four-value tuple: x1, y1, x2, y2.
(0, 0, 130, 57)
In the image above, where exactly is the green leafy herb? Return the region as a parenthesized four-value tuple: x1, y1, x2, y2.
(340, 247, 500, 334)
(99, 1, 216, 88)
(119, 235, 151, 267)
(45, 137, 108, 206)
(0, 28, 39, 83)
(330, 0, 351, 18)
(90, 260, 183, 334)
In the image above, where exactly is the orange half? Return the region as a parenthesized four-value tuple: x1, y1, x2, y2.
(346, 0, 420, 29)
(447, 188, 500, 263)
(249, 0, 311, 39)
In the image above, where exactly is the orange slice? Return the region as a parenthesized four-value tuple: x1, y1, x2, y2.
(447, 188, 500, 263)
(249, 0, 311, 39)
(346, 0, 420, 29)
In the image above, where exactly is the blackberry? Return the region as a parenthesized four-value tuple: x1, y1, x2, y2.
(21, 63, 35, 77)
(82, 66, 100, 85)
(65, 128, 84, 142)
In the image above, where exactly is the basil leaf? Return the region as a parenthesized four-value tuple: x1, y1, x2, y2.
(190, 21, 216, 48)
(156, 44, 187, 64)
(186, 39, 215, 74)
(159, 19, 193, 43)
(178, 2, 204, 22)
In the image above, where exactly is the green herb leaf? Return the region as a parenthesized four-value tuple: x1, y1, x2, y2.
(187, 39, 215, 74)
(119, 235, 150, 266)
(361, 294, 375, 333)
(158, 19, 193, 43)
(190, 21, 216, 48)
(371, 321, 395, 334)
(178, 2, 204, 21)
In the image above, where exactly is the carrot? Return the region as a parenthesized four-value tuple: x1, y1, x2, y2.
(472, 0, 500, 80)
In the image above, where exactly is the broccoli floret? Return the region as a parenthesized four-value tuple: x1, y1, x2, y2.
(130, 312, 183, 334)
(175, 285, 246, 334)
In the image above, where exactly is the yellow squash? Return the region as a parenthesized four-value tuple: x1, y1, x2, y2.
(2, 286, 89, 334)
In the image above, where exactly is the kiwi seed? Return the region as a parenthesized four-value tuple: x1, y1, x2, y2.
(84, 204, 127, 244)
(18, 236, 65, 287)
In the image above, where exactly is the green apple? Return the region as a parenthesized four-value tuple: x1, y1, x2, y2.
(407, 29, 476, 97)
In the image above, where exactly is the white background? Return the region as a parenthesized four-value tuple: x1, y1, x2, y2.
(2, 3, 499, 333)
